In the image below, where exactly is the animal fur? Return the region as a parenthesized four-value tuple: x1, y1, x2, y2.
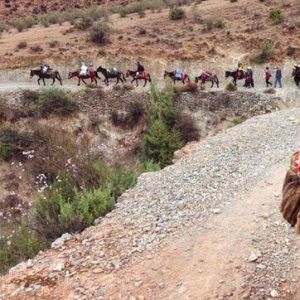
(281, 170, 300, 234)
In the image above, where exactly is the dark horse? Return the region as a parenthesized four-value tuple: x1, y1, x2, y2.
(30, 69, 63, 86)
(163, 70, 190, 85)
(126, 70, 152, 87)
(68, 70, 98, 86)
(225, 70, 245, 85)
(195, 73, 219, 88)
(292, 68, 300, 87)
(97, 66, 126, 86)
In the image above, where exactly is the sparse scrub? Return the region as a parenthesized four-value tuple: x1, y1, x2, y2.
(16, 41, 27, 49)
(175, 114, 200, 143)
(30, 44, 43, 53)
(225, 82, 237, 92)
(90, 22, 111, 44)
(269, 8, 284, 24)
(232, 116, 243, 126)
(169, 6, 185, 20)
(74, 15, 93, 30)
(252, 41, 273, 64)
(205, 18, 226, 30)
(35, 88, 78, 118)
(0, 128, 32, 161)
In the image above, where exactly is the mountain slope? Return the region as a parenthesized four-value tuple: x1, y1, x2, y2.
(1, 108, 299, 299)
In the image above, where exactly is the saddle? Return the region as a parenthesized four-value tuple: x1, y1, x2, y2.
(108, 68, 118, 76)
(175, 69, 182, 79)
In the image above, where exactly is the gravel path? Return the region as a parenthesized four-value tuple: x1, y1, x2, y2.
(1, 108, 300, 299)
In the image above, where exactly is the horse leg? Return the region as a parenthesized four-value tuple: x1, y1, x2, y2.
(43, 78, 46, 86)
(143, 79, 147, 87)
(78, 78, 81, 86)
(94, 77, 98, 86)
(37, 78, 40, 85)
(211, 80, 214, 88)
(52, 78, 55, 85)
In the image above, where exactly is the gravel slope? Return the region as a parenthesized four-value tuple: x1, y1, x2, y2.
(0, 108, 300, 299)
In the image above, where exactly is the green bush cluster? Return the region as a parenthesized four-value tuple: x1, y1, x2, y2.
(142, 85, 183, 167)
(90, 22, 111, 44)
(252, 41, 273, 63)
(10, 16, 35, 32)
(0, 227, 42, 274)
(169, 6, 186, 20)
(269, 8, 284, 24)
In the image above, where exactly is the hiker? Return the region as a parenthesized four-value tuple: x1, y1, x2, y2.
(274, 66, 282, 88)
(237, 62, 244, 78)
(265, 67, 272, 87)
(244, 66, 254, 88)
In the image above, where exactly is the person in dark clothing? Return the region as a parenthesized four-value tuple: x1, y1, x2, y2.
(136, 62, 145, 75)
(275, 66, 283, 88)
(265, 67, 272, 87)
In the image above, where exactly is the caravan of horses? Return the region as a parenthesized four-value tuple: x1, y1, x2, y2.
(30, 63, 300, 88)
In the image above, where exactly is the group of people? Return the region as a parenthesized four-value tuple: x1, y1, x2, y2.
(38, 61, 299, 87)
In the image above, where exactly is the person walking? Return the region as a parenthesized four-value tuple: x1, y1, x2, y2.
(274, 66, 283, 88)
(265, 67, 272, 87)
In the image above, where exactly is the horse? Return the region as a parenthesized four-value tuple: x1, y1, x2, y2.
(195, 73, 219, 88)
(97, 66, 126, 86)
(292, 68, 300, 87)
(68, 70, 98, 86)
(163, 70, 190, 85)
(126, 70, 151, 87)
(30, 69, 63, 86)
(225, 70, 245, 85)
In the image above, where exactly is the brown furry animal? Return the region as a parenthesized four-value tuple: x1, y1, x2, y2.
(281, 153, 300, 234)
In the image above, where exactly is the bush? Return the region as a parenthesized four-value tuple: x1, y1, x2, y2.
(169, 6, 185, 20)
(74, 15, 93, 30)
(175, 114, 200, 143)
(142, 85, 183, 167)
(252, 41, 273, 63)
(225, 82, 237, 91)
(16, 41, 27, 49)
(214, 19, 226, 29)
(111, 102, 145, 129)
(0, 128, 32, 161)
(34, 179, 115, 241)
(11, 19, 27, 32)
(90, 22, 111, 44)
(35, 88, 78, 117)
(269, 8, 284, 24)
(0, 227, 42, 274)
(143, 119, 183, 167)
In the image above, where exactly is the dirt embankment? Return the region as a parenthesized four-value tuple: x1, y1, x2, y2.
(0, 104, 299, 299)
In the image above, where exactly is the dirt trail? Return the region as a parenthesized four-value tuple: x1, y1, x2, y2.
(75, 163, 299, 300)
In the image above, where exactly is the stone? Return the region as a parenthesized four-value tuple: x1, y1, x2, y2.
(270, 289, 279, 298)
(51, 233, 72, 249)
(248, 250, 262, 262)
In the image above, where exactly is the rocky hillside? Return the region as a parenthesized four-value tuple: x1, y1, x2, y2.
(0, 106, 299, 299)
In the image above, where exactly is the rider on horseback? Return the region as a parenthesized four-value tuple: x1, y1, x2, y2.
(175, 69, 182, 80)
(80, 62, 88, 76)
(40, 64, 51, 75)
(237, 62, 244, 78)
(136, 61, 145, 76)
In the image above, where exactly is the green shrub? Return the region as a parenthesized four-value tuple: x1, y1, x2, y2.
(214, 19, 226, 29)
(36, 88, 78, 117)
(11, 19, 27, 32)
(138, 159, 161, 172)
(90, 22, 111, 44)
(33, 175, 115, 241)
(225, 82, 237, 91)
(74, 15, 93, 30)
(108, 167, 137, 198)
(169, 6, 185, 20)
(38, 12, 62, 27)
(0, 227, 42, 274)
(252, 41, 273, 63)
(269, 8, 284, 24)
(143, 120, 183, 167)
(85, 5, 106, 21)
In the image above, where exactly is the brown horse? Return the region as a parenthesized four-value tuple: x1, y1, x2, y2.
(164, 70, 190, 85)
(126, 70, 151, 87)
(68, 70, 98, 86)
(30, 69, 63, 86)
(195, 72, 219, 88)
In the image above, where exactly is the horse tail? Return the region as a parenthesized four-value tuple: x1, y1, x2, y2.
(148, 74, 152, 82)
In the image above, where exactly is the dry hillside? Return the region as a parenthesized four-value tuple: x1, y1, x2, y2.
(0, 0, 299, 70)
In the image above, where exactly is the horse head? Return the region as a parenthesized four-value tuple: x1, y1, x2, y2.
(163, 71, 168, 79)
(97, 66, 103, 73)
(195, 77, 199, 83)
(30, 70, 35, 78)
(225, 71, 230, 78)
